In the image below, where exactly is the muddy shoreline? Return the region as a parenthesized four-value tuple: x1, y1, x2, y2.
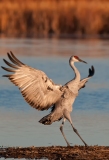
(0, 146, 109, 159)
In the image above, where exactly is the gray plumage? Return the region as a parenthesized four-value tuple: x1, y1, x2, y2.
(1, 51, 94, 146)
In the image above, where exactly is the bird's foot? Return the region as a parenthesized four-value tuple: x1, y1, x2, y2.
(84, 143, 88, 147)
(67, 143, 70, 147)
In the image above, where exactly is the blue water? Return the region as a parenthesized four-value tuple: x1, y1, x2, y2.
(0, 39, 109, 149)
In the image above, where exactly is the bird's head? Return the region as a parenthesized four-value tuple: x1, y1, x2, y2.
(69, 56, 87, 64)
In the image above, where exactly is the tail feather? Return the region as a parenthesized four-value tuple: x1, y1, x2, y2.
(39, 112, 63, 125)
(39, 114, 52, 125)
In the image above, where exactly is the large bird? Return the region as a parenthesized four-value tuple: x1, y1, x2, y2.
(1, 51, 94, 146)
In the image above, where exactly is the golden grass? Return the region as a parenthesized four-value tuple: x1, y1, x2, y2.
(0, 0, 109, 37)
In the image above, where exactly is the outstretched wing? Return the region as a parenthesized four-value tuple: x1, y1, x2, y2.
(78, 66, 95, 90)
(1, 52, 62, 110)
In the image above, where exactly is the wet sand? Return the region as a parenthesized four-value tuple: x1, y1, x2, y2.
(0, 146, 109, 159)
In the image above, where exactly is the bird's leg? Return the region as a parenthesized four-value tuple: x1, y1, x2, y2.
(64, 109, 88, 146)
(60, 118, 70, 146)
(71, 124, 88, 146)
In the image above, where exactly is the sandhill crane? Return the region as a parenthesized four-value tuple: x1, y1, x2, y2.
(1, 51, 94, 146)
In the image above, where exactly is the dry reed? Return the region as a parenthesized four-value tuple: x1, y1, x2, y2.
(0, 0, 109, 38)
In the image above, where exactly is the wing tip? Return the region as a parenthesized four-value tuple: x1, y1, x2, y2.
(89, 65, 95, 77)
(6, 51, 24, 66)
(1, 66, 15, 72)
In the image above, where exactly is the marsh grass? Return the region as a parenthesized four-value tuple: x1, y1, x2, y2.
(0, 0, 109, 37)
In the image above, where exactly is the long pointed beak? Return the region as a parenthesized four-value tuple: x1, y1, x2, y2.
(79, 58, 87, 64)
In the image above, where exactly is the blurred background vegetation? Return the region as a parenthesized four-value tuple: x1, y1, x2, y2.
(0, 0, 109, 38)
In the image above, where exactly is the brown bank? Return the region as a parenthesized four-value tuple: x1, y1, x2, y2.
(1, 0, 109, 38)
(0, 146, 109, 159)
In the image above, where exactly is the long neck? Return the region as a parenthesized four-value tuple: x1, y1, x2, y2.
(70, 61, 80, 81)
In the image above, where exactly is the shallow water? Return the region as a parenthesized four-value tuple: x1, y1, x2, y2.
(0, 38, 109, 149)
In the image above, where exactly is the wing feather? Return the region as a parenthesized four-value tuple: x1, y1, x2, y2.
(3, 59, 19, 69)
(1, 52, 62, 110)
(78, 66, 95, 90)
